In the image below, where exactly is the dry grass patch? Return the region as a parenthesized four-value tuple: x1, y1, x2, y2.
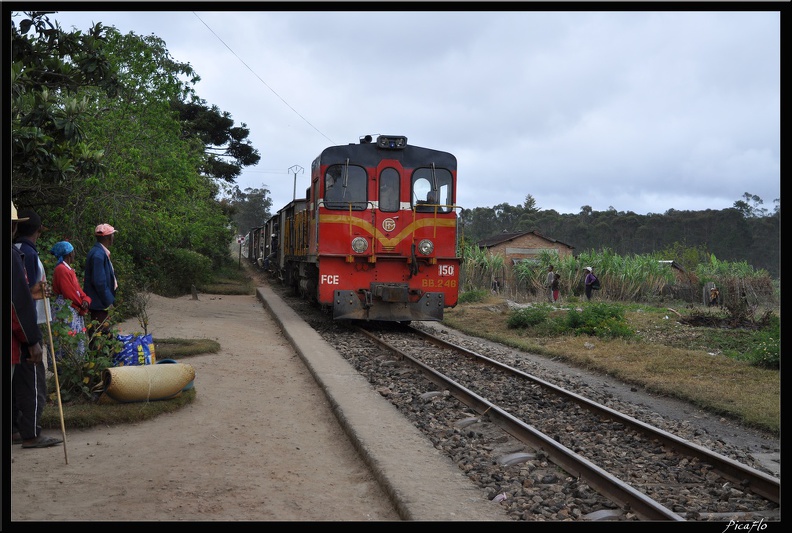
(443, 299, 780, 434)
(154, 337, 221, 359)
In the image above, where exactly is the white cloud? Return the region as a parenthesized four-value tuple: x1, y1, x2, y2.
(35, 8, 780, 216)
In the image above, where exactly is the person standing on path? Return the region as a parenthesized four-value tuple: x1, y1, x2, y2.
(584, 266, 597, 301)
(545, 265, 555, 303)
(11, 203, 43, 400)
(50, 241, 92, 360)
(84, 223, 118, 336)
(11, 206, 62, 448)
(15, 209, 51, 368)
(709, 286, 720, 307)
(13, 208, 49, 333)
(551, 272, 560, 303)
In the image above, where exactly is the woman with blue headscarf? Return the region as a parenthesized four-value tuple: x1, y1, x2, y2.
(50, 241, 92, 359)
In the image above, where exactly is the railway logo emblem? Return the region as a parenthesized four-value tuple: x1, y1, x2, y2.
(382, 218, 396, 232)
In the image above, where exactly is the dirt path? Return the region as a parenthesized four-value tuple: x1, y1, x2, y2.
(10, 291, 400, 521)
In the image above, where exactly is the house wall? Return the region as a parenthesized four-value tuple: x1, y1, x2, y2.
(487, 234, 574, 293)
(491, 233, 574, 262)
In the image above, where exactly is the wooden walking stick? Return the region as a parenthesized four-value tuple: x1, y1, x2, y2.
(42, 282, 69, 465)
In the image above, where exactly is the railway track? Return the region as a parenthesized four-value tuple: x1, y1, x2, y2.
(267, 282, 780, 522)
(349, 323, 780, 521)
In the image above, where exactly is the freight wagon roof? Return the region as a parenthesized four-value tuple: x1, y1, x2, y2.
(315, 142, 457, 170)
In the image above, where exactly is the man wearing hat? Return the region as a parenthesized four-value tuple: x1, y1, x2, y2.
(84, 223, 119, 332)
(584, 266, 597, 301)
(11, 202, 42, 381)
(11, 204, 62, 448)
(14, 208, 48, 316)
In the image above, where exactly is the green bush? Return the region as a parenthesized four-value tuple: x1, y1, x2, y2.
(531, 315, 571, 337)
(743, 330, 780, 369)
(507, 305, 551, 328)
(565, 302, 635, 339)
(46, 304, 122, 403)
(734, 315, 780, 369)
(458, 289, 490, 304)
(159, 248, 213, 296)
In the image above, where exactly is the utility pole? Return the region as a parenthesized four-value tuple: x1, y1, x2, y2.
(289, 165, 304, 201)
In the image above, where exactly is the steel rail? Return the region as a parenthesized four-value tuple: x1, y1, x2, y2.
(406, 326, 780, 505)
(355, 326, 686, 521)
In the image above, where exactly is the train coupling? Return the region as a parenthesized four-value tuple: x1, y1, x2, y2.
(333, 284, 445, 321)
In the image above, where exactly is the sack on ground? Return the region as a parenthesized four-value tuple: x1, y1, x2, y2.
(114, 333, 156, 366)
(95, 363, 195, 404)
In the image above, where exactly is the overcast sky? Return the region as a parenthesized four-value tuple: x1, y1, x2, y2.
(39, 7, 781, 216)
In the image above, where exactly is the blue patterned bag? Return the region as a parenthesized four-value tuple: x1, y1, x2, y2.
(114, 334, 154, 366)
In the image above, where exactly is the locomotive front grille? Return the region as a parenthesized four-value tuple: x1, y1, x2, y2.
(371, 282, 409, 303)
(333, 288, 444, 321)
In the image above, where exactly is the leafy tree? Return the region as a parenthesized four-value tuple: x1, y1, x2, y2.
(654, 241, 711, 273)
(81, 28, 235, 271)
(491, 202, 524, 231)
(228, 185, 273, 234)
(733, 192, 768, 218)
(11, 11, 121, 208)
(171, 100, 261, 183)
(459, 206, 499, 243)
(515, 194, 540, 230)
(12, 13, 247, 301)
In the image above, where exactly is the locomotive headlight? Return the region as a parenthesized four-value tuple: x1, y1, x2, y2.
(351, 237, 369, 253)
(418, 239, 434, 255)
(377, 135, 407, 149)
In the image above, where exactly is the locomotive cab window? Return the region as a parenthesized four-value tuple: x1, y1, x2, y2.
(324, 164, 367, 210)
(412, 167, 452, 213)
(378, 168, 400, 212)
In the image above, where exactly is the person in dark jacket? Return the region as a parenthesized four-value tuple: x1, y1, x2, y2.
(545, 265, 555, 303)
(11, 203, 62, 448)
(13, 208, 49, 323)
(584, 266, 597, 301)
(83, 223, 118, 334)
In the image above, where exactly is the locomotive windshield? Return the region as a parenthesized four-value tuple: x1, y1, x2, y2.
(412, 167, 453, 213)
(378, 168, 400, 212)
(324, 164, 367, 210)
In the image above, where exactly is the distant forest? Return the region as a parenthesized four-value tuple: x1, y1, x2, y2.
(459, 193, 780, 279)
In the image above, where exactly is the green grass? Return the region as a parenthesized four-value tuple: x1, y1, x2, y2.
(442, 299, 780, 434)
(43, 389, 196, 429)
(196, 260, 255, 295)
(41, 338, 210, 429)
(155, 338, 220, 359)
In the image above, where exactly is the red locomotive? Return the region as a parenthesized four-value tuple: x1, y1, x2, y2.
(252, 134, 460, 321)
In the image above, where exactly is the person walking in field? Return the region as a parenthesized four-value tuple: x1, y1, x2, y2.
(545, 265, 555, 303)
(552, 272, 560, 303)
(584, 266, 598, 301)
